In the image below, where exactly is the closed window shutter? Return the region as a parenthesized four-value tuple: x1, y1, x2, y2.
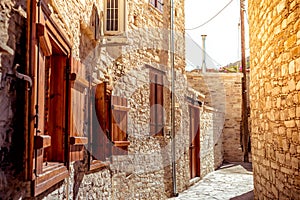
(156, 84, 164, 135)
(150, 82, 156, 135)
(149, 71, 164, 136)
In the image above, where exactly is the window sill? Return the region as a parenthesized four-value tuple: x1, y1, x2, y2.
(33, 162, 68, 196)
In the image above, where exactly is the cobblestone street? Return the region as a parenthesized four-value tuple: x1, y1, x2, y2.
(169, 162, 254, 200)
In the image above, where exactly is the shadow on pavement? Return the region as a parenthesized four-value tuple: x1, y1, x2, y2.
(230, 190, 254, 200)
(219, 161, 253, 173)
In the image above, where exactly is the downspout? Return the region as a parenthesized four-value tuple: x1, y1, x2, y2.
(170, 0, 178, 197)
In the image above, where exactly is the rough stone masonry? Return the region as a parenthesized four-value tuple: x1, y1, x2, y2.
(249, 0, 300, 199)
(0, 0, 226, 199)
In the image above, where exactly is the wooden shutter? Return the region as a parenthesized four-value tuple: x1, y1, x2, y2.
(94, 82, 112, 161)
(111, 96, 130, 155)
(156, 84, 163, 135)
(150, 82, 156, 135)
(149, 71, 164, 136)
(34, 50, 47, 175)
(69, 58, 88, 162)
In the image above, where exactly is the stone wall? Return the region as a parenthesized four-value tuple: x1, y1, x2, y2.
(200, 106, 224, 176)
(187, 72, 245, 162)
(0, 0, 27, 198)
(0, 0, 191, 199)
(249, 0, 300, 199)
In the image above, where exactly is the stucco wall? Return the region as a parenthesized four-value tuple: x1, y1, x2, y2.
(249, 0, 300, 199)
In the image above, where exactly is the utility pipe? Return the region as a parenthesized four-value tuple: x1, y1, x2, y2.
(170, 0, 178, 197)
(201, 35, 207, 73)
(240, 0, 249, 162)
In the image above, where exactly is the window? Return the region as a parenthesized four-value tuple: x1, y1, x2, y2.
(104, 0, 127, 35)
(90, 82, 129, 170)
(149, 69, 164, 136)
(149, 0, 163, 12)
(27, 2, 72, 196)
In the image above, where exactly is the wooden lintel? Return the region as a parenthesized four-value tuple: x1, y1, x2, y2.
(34, 135, 51, 149)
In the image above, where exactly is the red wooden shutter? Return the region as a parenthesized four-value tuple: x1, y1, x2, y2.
(111, 96, 130, 155)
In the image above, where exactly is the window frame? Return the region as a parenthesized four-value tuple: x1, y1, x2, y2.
(26, 1, 72, 197)
(104, 0, 127, 35)
(149, 0, 163, 12)
(88, 82, 130, 172)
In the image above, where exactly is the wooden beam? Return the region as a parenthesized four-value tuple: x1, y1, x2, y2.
(34, 135, 51, 149)
(70, 136, 88, 145)
(113, 141, 130, 147)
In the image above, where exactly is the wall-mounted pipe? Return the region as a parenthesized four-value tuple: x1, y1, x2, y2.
(170, 0, 178, 197)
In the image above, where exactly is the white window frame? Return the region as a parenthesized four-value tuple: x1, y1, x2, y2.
(104, 0, 127, 35)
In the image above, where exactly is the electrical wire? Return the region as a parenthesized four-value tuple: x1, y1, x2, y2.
(185, 0, 235, 30)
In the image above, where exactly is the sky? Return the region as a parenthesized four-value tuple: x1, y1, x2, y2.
(185, 0, 249, 70)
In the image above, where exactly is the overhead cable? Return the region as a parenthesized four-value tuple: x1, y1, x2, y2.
(185, 0, 235, 31)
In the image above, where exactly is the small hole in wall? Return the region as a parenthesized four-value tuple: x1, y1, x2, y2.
(133, 15, 138, 26)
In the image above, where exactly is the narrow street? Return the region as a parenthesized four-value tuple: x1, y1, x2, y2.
(170, 162, 254, 200)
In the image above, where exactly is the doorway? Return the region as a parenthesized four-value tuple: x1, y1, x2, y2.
(189, 105, 200, 179)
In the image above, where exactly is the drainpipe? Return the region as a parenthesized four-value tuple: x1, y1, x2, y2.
(170, 0, 178, 197)
(201, 35, 207, 73)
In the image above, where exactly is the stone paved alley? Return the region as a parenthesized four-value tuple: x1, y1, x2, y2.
(169, 162, 254, 200)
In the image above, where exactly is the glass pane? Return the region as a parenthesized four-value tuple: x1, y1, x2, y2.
(107, 20, 111, 30)
(114, 20, 118, 31)
(107, 10, 111, 18)
(107, 0, 111, 8)
(115, 0, 118, 7)
(115, 9, 118, 20)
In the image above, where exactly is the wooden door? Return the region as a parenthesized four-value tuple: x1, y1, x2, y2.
(189, 105, 200, 179)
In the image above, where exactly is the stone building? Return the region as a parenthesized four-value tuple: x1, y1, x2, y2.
(187, 72, 247, 163)
(0, 0, 225, 199)
(249, 0, 300, 199)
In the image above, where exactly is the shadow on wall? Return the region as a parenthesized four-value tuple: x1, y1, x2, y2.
(0, 0, 28, 199)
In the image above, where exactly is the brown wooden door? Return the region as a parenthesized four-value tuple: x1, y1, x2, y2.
(189, 105, 200, 179)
